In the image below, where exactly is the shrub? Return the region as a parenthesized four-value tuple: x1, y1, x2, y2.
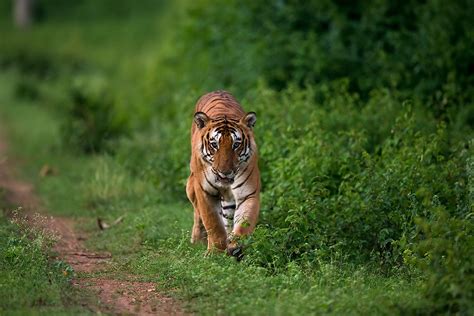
(406, 209, 474, 314)
(402, 147, 473, 314)
(14, 76, 40, 100)
(62, 75, 129, 153)
(166, 0, 473, 113)
(242, 86, 471, 271)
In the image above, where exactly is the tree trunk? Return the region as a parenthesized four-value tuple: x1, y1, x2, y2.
(14, 0, 35, 29)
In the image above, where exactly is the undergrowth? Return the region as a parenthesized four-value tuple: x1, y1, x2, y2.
(0, 210, 77, 313)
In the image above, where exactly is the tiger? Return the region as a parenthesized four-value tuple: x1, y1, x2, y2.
(186, 90, 260, 259)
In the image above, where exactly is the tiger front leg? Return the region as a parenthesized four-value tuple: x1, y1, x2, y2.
(227, 192, 260, 259)
(195, 188, 227, 253)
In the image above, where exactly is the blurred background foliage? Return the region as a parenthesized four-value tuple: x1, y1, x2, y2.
(0, 0, 473, 313)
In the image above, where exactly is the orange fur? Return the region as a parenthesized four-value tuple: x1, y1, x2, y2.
(186, 91, 260, 255)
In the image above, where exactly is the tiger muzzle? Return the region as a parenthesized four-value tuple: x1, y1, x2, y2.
(212, 168, 235, 184)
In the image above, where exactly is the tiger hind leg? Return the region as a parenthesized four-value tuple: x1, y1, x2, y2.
(192, 209, 207, 244)
(187, 174, 207, 244)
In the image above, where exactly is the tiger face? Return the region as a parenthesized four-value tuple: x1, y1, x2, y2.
(194, 111, 257, 185)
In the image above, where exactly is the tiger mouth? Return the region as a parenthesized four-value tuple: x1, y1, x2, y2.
(212, 169, 235, 184)
(216, 176, 234, 184)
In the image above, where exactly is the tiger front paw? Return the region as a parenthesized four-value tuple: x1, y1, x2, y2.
(226, 244, 244, 261)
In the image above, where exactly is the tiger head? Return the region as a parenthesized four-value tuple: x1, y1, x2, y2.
(194, 112, 257, 184)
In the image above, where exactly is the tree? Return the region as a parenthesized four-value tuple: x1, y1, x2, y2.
(13, 0, 35, 29)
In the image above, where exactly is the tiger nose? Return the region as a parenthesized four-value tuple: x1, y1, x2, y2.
(219, 170, 234, 178)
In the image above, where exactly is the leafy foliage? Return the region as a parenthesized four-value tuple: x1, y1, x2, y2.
(62, 75, 129, 153)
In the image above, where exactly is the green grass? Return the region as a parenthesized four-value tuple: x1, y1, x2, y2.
(0, 196, 85, 314)
(125, 243, 429, 315)
(0, 70, 431, 315)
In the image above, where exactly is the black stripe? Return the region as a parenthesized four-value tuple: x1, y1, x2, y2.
(238, 163, 250, 177)
(242, 150, 251, 162)
(219, 210, 234, 219)
(206, 103, 220, 112)
(236, 189, 257, 210)
(204, 172, 219, 192)
(222, 204, 236, 210)
(232, 165, 254, 190)
(221, 213, 234, 220)
(242, 136, 248, 150)
(199, 182, 219, 198)
(213, 116, 238, 122)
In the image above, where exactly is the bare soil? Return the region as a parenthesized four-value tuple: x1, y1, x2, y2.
(0, 130, 185, 315)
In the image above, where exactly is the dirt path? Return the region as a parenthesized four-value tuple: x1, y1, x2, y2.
(0, 130, 185, 315)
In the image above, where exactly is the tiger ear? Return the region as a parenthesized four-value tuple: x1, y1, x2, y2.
(241, 112, 257, 128)
(194, 112, 209, 129)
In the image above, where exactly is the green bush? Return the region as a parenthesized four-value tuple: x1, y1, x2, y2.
(241, 86, 467, 268)
(62, 75, 129, 153)
(14, 76, 41, 100)
(402, 148, 473, 314)
(176, 0, 474, 106)
(406, 209, 474, 314)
